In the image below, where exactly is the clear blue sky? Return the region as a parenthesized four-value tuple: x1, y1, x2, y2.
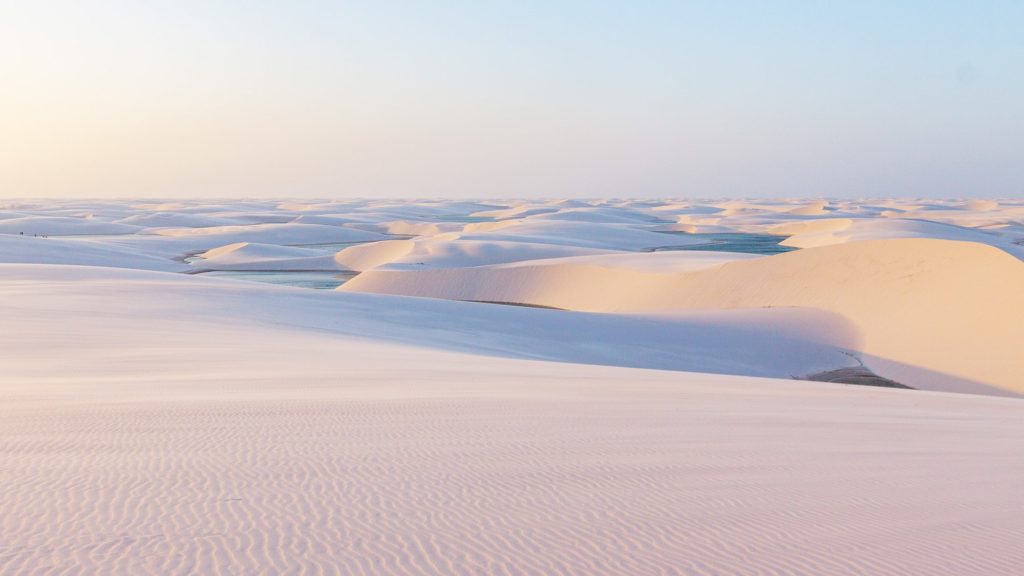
(1, 1, 1021, 198)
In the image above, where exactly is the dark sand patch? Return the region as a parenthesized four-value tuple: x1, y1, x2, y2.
(464, 300, 565, 310)
(804, 367, 913, 390)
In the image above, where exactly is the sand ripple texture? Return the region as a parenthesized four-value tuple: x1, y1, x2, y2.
(2, 385, 1024, 575)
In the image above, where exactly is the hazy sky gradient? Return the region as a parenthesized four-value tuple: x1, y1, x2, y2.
(2, 1, 1022, 198)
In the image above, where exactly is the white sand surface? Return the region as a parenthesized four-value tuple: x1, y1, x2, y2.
(150, 222, 388, 244)
(2, 198, 1024, 575)
(191, 242, 343, 271)
(3, 263, 1024, 575)
(0, 234, 185, 271)
(115, 211, 245, 228)
(336, 237, 619, 271)
(777, 217, 1024, 256)
(455, 219, 706, 250)
(343, 238, 1024, 396)
(0, 215, 142, 235)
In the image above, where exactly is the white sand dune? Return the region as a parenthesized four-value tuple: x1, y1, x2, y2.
(461, 219, 521, 233)
(0, 215, 141, 236)
(288, 214, 365, 226)
(343, 238, 1024, 396)
(0, 234, 185, 271)
(76, 222, 392, 264)
(191, 242, 343, 271)
(525, 206, 668, 224)
(876, 202, 1024, 230)
(3, 198, 1024, 575)
(151, 222, 388, 244)
(337, 237, 619, 270)
(193, 237, 620, 273)
(964, 199, 1000, 211)
(2, 263, 858, 378)
(456, 219, 706, 250)
(333, 239, 420, 271)
(768, 217, 853, 236)
(365, 220, 450, 236)
(777, 217, 1024, 257)
(471, 204, 561, 219)
(208, 210, 299, 224)
(115, 211, 244, 228)
(785, 200, 831, 215)
(2, 263, 1023, 575)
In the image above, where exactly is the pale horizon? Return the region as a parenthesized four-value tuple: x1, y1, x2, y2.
(2, 1, 1022, 199)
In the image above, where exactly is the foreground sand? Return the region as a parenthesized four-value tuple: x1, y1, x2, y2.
(5, 368, 1024, 575)
(2, 264, 1024, 575)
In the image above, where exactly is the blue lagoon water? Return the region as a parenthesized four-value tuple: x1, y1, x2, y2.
(198, 270, 357, 290)
(655, 233, 796, 255)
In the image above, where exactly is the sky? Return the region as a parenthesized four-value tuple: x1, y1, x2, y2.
(1, 1, 1022, 199)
